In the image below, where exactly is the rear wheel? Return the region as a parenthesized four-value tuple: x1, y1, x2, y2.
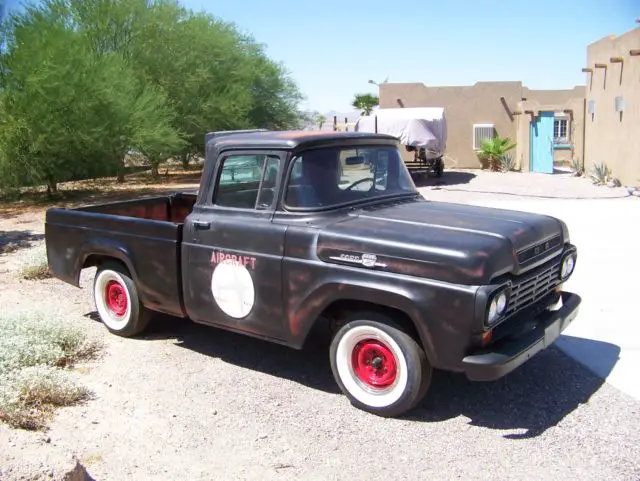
(93, 261, 151, 337)
(329, 316, 432, 417)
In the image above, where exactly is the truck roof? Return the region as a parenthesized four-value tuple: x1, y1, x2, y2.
(206, 130, 399, 151)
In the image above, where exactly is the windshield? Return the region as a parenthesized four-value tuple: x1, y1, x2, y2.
(284, 145, 417, 210)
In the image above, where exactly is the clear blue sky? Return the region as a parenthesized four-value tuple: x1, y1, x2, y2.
(184, 0, 638, 113)
(3, 0, 638, 113)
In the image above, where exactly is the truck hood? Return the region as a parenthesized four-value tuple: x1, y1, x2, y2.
(316, 198, 568, 285)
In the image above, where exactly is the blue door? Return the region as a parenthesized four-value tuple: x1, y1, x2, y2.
(530, 112, 554, 173)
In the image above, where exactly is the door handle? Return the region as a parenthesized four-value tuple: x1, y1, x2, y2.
(193, 220, 211, 230)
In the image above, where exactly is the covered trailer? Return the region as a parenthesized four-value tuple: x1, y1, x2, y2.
(355, 107, 447, 178)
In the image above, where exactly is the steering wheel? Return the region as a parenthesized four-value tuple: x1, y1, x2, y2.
(344, 177, 375, 191)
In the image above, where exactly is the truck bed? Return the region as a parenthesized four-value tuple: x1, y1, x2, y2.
(45, 192, 197, 318)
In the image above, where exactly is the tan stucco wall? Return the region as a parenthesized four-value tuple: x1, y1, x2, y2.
(584, 27, 640, 186)
(380, 82, 584, 171)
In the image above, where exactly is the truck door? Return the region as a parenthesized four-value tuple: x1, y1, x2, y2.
(182, 150, 287, 341)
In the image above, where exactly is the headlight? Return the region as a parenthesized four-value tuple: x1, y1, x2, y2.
(487, 290, 509, 325)
(561, 252, 576, 279)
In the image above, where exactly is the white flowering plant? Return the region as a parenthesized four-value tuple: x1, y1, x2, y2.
(0, 312, 102, 429)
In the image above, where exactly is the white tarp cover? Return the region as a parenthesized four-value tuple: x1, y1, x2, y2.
(355, 107, 447, 157)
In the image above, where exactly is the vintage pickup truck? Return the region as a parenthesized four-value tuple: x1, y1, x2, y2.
(45, 130, 581, 417)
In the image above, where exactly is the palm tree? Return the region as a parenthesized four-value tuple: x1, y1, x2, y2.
(352, 93, 379, 116)
(478, 136, 516, 171)
(316, 114, 326, 130)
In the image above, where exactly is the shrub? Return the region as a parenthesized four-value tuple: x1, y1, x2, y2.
(478, 136, 516, 172)
(18, 245, 52, 280)
(0, 312, 101, 429)
(499, 153, 517, 172)
(0, 366, 91, 430)
(571, 157, 584, 177)
(589, 161, 611, 185)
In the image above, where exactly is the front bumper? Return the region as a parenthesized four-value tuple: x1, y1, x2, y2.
(462, 291, 581, 382)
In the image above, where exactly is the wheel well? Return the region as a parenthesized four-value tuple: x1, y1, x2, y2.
(320, 300, 422, 347)
(83, 255, 128, 274)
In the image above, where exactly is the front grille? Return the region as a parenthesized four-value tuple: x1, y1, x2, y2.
(506, 260, 561, 316)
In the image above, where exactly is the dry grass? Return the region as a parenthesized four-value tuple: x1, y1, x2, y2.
(18, 246, 52, 280)
(0, 162, 202, 218)
(0, 312, 102, 430)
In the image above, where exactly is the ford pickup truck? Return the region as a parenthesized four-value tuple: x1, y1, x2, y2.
(45, 130, 581, 417)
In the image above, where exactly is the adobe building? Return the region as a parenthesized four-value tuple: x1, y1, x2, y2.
(378, 81, 585, 173)
(582, 26, 640, 186)
(376, 25, 640, 182)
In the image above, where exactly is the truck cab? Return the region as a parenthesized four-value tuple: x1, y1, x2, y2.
(45, 130, 581, 417)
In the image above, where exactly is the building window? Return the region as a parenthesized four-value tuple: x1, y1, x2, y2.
(553, 115, 570, 144)
(473, 124, 496, 150)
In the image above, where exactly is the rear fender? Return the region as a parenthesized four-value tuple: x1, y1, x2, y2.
(56, 237, 138, 288)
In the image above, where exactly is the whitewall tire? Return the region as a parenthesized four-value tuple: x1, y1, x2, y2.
(330, 317, 431, 417)
(93, 261, 151, 337)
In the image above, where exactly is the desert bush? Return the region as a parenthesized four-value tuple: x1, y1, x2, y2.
(0, 366, 91, 430)
(17, 245, 52, 280)
(0, 312, 101, 429)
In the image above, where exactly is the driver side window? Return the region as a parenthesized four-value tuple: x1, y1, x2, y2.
(213, 154, 281, 210)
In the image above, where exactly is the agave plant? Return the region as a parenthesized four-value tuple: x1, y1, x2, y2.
(478, 136, 516, 172)
(589, 161, 611, 185)
(571, 157, 584, 177)
(499, 153, 517, 172)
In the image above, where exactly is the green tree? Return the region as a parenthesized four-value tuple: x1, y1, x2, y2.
(316, 114, 326, 130)
(0, 0, 304, 191)
(123, 4, 302, 166)
(0, 0, 182, 192)
(352, 93, 379, 116)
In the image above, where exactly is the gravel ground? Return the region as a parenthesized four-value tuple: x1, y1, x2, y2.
(1, 170, 639, 481)
(415, 169, 631, 202)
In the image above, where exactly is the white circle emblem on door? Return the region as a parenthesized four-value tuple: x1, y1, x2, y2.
(210, 258, 255, 319)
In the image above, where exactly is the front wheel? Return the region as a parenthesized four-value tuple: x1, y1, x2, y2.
(93, 261, 151, 337)
(329, 318, 432, 417)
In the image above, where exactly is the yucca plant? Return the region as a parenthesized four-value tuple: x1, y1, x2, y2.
(478, 136, 516, 172)
(499, 153, 517, 172)
(589, 161, 611, 185)
(571, 157, 584, 177)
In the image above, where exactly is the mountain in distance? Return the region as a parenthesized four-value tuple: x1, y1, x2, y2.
(299, 108, 380, 131)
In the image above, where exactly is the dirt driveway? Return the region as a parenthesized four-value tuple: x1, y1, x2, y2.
(1, 170, 639, 480)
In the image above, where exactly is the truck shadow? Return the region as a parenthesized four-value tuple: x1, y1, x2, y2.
(112, 313, 618, 439)
(413, 171, 476, 188)
(406, 338, 619, 439)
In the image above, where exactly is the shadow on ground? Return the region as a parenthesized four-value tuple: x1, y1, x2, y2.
(413, 171, 476, 188)
(87, 311, 618, 439)
(0, 230, 45, 254)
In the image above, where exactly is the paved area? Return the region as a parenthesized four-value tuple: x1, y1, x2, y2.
(470, 198, 639, 401)
(417, 169, 631, 202)
(418, 170, 639, 401)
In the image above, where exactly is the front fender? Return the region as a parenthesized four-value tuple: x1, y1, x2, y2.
(286, 276, 437, 362)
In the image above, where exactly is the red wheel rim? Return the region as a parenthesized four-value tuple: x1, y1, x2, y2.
(105, 280, 127, 317)
(351, 339, 398, 388)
